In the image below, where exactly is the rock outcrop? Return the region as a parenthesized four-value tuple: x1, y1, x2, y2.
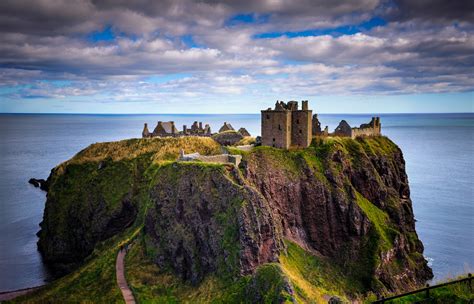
(241, 137, 432, 292)
(28, 178, 48, 191)
(37, 136, 432, 297)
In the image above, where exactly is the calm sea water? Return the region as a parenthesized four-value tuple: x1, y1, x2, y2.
(0, 113, 473, 291)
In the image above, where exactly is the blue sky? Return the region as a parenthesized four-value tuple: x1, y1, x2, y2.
(0, 0, 473, 114)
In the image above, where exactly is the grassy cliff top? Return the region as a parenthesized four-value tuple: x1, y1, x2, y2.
(64, 136, 222, 165)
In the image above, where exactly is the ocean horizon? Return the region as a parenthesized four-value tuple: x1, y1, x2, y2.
(1, 112, 473, 292)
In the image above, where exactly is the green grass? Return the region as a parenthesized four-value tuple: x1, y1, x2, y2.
(63, 136, 222, 166)
(379, 275, 474, 304)
(354, 192, 397, 250)
(10, 226, 143, 303)
(279, 240, 364, 303)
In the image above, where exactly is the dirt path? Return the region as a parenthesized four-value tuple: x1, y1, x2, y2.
(116, 248, 136, 304)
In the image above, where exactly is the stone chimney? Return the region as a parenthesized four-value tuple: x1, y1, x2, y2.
(199, 122, 203, 130)
(142, 123, 150, 138)
(302, 100, 309, 111)
(183, 125, 187, 134)
(170, 121, 176, 134)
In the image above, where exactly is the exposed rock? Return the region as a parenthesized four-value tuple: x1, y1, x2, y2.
(241, 137, 432, 292)
(28, 178, 48, 191)
(144, 163, 282, 283)
(328, 296, 344, 304)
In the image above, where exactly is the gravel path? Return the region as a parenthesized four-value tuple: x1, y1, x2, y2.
(116, 248, 136, 304)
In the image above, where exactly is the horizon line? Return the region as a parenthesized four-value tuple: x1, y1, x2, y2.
(1, 112, 473, 116)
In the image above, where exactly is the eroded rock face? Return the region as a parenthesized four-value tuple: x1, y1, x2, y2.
(144, 163, 283, 283)
(37, 161, 138, 274)
(241, 138, 433, 292)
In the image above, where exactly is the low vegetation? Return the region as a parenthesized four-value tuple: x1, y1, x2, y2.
(65, 136, 222, 165)
(372, 274, 474, 304)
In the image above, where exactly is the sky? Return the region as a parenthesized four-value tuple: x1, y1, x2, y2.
(0, 0, 473, 114)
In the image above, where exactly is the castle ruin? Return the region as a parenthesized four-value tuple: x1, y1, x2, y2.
(261, 100, 312, 149)
(261, 100, 381, 148)
(142, 120, 251, 139)
(333, 117, 381, 139)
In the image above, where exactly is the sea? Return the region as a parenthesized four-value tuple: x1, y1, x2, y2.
(0, 113, 473, 292)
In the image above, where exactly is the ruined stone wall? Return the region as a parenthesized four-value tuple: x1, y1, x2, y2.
(351, 126, 381, 138)
(189, 154, 242, 166)
(261, 110, 291, 149)
(291, 110, 312, 148)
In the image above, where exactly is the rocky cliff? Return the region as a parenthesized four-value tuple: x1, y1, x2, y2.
(37, 136, 432, 300)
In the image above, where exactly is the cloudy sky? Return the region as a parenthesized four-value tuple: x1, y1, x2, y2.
(0, 0, 473, 113)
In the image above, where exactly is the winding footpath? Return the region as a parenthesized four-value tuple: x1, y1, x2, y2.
(116, 248, 136, 304)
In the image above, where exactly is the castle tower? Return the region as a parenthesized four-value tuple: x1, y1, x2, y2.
(291, 101, 312, 147)
(261, 100, 312, 149)
(261, 100, 292, 148)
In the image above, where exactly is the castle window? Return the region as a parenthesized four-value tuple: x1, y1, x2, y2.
(299, 129, 302, 134)
(266, 114, 270, 119)
(278, 124, 281, 131)
(272, 138, 275, 141)
(296, 119, 300, 124)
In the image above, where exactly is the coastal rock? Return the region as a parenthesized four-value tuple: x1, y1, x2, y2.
(242, 137, 433, 292)
(144, 163, 283, 283)
(37, 136, 431, 296)
(28, 178, 48, 191)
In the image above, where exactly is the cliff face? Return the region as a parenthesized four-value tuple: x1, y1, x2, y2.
(241, 137, 432, 292)
(144, 163, 283, 284)
(37, 136, 432, 298)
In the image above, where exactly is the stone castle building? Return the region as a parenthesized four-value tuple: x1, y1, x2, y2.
(261, 100, 312, 149)
(142, 120, 251, 139)
(261, 100, 381, 149)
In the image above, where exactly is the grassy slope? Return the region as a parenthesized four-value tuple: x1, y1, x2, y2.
(386, 280, 473, 304)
